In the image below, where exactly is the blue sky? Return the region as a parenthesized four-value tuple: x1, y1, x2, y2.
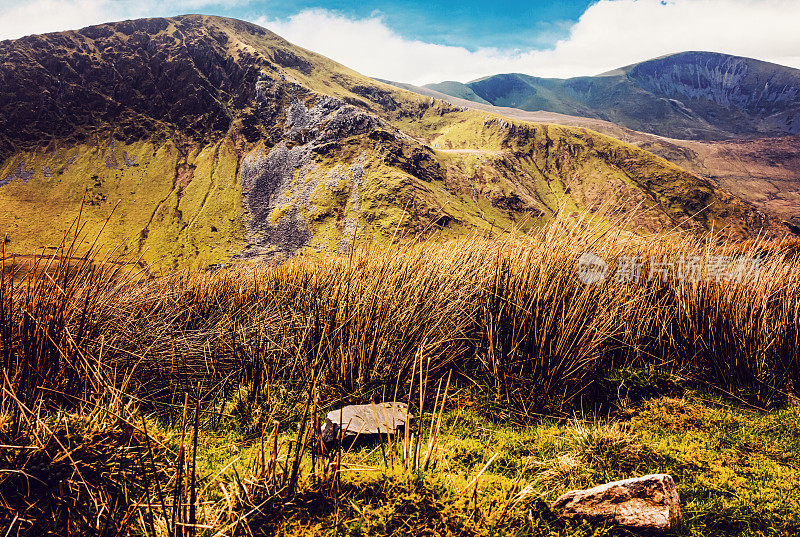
(231, 0, 595, 50)
(1, 0, 799, 84)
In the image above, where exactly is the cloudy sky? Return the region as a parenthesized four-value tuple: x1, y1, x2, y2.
(0, 0, 799, 85)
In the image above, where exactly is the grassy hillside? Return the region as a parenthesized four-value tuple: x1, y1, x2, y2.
(398, 111, 780, 237)
(0, 138, 244, 271)
(379, 86, 800, 228)
(424, 80, 492, 104)
(0, 16, 790, 271)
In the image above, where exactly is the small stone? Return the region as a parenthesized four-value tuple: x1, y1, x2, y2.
(552, 474, 682, 533)
(320, 402, 410, 445)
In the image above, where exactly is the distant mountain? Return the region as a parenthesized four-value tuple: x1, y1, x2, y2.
(425, 81, 491, 105)
(0, 20, 790, 270)
(424, 52, 800, 140)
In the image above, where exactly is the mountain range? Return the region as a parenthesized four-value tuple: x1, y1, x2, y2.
(423, 52, 800, 140)
(0, 16, 796, 270)
(383, 54, 800, 226)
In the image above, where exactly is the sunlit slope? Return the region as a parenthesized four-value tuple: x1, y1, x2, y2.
(0, 16, 789, 270)
(397, 111, 781, 237)
(0, 138, 243, 270)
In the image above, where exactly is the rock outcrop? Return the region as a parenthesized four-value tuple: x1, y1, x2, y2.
(238, 86, 402, 258)
(552, 474, 682, 533)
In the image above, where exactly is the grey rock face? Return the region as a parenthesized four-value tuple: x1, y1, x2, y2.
(337, 161, 364, 254)
(239, 80, 391, 259)
(629, 53, 799, 112)
(320, 402, 410, 445)
(552, 474, 682, 533)
(239, 142, 313, 257)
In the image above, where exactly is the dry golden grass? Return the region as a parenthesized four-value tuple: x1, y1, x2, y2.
(2, 209, 800, 535)
(3, 210, 798, 414)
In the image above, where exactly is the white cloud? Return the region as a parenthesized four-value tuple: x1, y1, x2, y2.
(256, 1, 800, 84)
(0, 0, 113, 39)
(0, 0, 244, 41)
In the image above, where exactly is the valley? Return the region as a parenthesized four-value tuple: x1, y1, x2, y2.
(384, 79, 800, 228)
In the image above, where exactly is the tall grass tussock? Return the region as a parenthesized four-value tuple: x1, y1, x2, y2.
(5, 211, 797, 411)
(2, 210, 800, 535)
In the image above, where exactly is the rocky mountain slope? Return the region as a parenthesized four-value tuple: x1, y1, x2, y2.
(425, 52, 800, 140)
(0, 17, 790, 270)
(384, 79, 800, 226)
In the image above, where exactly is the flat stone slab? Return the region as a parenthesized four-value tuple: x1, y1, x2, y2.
(552, 474, 682, 533)
(321, 402, 410, 444)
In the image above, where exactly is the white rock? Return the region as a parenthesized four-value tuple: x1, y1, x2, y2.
(320, 402, 410, 444)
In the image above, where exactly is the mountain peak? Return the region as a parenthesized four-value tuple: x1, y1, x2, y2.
(0, 14, 405, 160)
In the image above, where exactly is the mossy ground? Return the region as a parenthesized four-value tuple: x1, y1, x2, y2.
(154, 383, 800, 536)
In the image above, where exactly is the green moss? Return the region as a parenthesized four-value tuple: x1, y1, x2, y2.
(308, 177, 351, 223)
(270, 201, 296, 226)
(170, 387, 800, 536)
